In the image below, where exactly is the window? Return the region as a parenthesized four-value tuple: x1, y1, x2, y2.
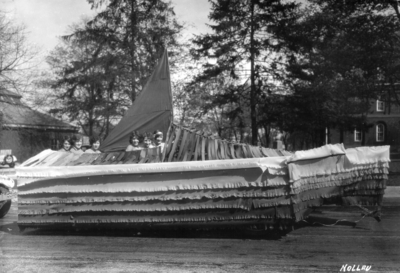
(354, 129, 362, 142)
(50, 139, 59, 150)
(376, 124, 385, 142)
(376, 100, 385, 112)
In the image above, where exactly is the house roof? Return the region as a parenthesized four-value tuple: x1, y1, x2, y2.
(0, 89, 78, 132)
(0, 87, 23, 105)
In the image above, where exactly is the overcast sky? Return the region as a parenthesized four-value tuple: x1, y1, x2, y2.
(1, 0, 211, 54)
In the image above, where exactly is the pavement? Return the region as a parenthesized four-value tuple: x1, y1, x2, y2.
(0, 188, 399, 273)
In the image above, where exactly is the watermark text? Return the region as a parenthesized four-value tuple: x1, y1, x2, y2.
(340, 264, 371, 272)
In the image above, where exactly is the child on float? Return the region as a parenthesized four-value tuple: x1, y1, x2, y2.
(59, 137, 73, 152)
(70, 135, 84, 154)
(142, 132, 154, 149)
(153, 130, 165, 150)
(126, 131, 142, 151)
(85, 137, 102, 153)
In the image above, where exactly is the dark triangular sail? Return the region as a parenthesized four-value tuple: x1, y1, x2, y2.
(100, 49, 173, 152)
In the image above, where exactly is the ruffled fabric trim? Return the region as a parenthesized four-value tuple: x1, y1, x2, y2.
(291, 186, 342, 203)
(19, 203, 254, 215)
(19, 188, 290, 204)
(344, 189, 385, 196)
(290, 174, 387, 195)
(343, 179, 386, 191)
(17, 213, 278, 224)
(288, 150, 389, 183)
(297, 165, 386, 183)
(18, 206, 284, 223)
(291, 168, 388, 190)
(252, 196, 292, 208)
(19, 180, 286, 195)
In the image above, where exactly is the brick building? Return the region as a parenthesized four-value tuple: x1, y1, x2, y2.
(330, 98, 400, 153)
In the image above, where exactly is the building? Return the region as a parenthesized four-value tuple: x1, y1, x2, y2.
(0, 88, 79, 162)
(329, 98, 400, 153)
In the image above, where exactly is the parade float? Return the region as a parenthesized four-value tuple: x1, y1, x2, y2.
(15, 50, 389, 231)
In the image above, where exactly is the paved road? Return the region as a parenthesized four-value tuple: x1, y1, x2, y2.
(1, 188, 400, 273)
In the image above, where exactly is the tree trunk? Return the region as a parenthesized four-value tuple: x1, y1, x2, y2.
(339, 128, 344, 143)
(263, 124, 270, 147)
(130, 0, 137, 102)
(89, 87, 94, 137)
(361, 130, 366, 146)
(0, 111, 3, 148)
(319, 128, 325, 147)
(250, 1, 257, 145)
(105, 88, 111, 138)
(361, 121, 366, 146)
(88, 116, 93, 137)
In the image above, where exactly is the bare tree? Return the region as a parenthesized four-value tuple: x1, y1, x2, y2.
(0, 11, 38, 92)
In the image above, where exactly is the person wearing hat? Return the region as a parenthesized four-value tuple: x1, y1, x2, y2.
(153, 130, 165, 150)
(126, 131, 142, 151)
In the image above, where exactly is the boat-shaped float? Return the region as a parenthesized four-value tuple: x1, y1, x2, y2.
(15, 50, 389, 230)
